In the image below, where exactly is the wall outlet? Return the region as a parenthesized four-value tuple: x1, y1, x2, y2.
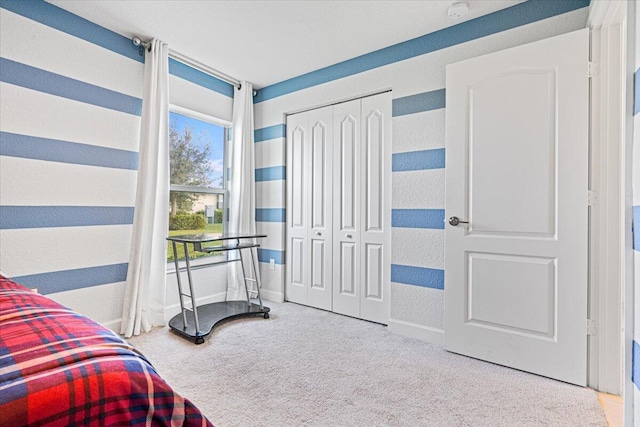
(269, 259, 275, 270)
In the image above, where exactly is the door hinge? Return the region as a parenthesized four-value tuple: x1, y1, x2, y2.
(588, 190, 599, 206)
(588, 61, 599, 78)
(587, 319, 597, 336)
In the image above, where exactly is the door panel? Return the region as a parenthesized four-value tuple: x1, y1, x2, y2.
(286, 113, 309, 305)
(365, 110, 383, 232)
(444, 29, 589, 385)
(286, 105, 333, 310)
(469, 69, 556, 237)
(365, 243, 383, 300)
(333, 99, 361, 318)
(339, 114, 358, 231)
(291, 125, 305, 228)
(307, 106, 333, 310)
(339, 242, 356, 295)
(360, 93, 391, 324)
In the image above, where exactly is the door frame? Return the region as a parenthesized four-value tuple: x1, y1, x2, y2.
(587, 0, 627, 395)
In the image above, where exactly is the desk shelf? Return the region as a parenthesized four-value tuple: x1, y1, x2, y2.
(168, 301, 270, 344)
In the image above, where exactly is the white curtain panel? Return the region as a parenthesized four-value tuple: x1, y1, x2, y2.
(227, 81, 260, 300)
(121, 39, 170, 338)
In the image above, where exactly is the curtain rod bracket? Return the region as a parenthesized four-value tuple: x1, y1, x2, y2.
(132, 36, 151, 56)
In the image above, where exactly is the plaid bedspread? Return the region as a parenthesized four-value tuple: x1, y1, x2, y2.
(0, 276, 213, 426)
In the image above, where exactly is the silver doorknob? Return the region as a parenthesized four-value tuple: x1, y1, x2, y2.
(346, 234, 353, 238)
(316, 232, 322, 236)
(449, 216, 469, 226)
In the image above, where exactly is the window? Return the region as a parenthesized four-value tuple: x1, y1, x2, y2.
(168, 107, 229, 262)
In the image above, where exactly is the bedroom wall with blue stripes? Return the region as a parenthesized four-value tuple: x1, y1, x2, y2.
(0, 0, 233, 328)
(632, 3, 640, 420)
(253, 0, 590, 336)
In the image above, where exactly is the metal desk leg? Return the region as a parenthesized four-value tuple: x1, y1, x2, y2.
(249, 246, 264, 310)
(238, 247, 251, 305)
(172, 241, 188, 329)
(183, 242, 202, 340)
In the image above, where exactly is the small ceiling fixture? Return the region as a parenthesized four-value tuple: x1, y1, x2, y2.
(447, 2, 469, 19)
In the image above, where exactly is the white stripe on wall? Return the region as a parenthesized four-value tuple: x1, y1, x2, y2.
(255, 137, 285, 169)
(0, 157, 137, 206)
(0, 9, 143, 98)
(390, 282, 443, 329)
(0, 82, 141, 152)
(49, 281, 125, 330)
(169, 74, 233, 123)
(392, 109, 445, 153)
(392, 169, 445, 209)
(392, 228, 444, 270)
(0, 225, 132, 277)
(256, 180, 285, 209)
(255, 221, 285, 251)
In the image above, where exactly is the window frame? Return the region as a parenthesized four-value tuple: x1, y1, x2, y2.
(168, 104, 231, 267)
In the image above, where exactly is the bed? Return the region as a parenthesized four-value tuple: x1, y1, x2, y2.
(0, 275, 213, 426)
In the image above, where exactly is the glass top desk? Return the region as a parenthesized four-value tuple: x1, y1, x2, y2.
(167, 233, 269, 344)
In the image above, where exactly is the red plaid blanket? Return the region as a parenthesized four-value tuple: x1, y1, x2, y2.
(0, 276, 213, 426)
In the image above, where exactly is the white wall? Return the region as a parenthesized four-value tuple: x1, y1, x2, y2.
(253, 1, 590, 340)
(0, 1, 233, 331)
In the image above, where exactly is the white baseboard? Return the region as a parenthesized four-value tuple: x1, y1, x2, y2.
(388, 319, 444, 345)
(260, 288, 284, 303)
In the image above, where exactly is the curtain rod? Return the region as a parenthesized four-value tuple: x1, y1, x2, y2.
(132, 36, 242, 90)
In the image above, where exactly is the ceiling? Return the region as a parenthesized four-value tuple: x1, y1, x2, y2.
(48, 0, 525, 89)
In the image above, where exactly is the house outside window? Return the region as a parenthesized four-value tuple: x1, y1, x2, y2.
(168, 106, 229, 262)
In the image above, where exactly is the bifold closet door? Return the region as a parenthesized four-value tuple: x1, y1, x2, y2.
(359, 93, 391, 324)
(332, 99, 361, 318)
(285, 105, 333, 310)
(332, 92, 391, 323)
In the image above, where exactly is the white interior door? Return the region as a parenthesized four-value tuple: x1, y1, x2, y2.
(286, 105, 333, 310)
(308, 106, 333, 310)
(286, 111, 309, 305)
(444, 29, 589, 386)
(359, 93, 391, 324)
(332, 99, 361, 318)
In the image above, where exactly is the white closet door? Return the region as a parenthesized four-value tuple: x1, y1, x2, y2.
(286, 105, 333, 310)
(308, 106, 333, 310)
(332, 99, 362, 318)
(286, 111, 310, 305)
(359, 92, 391, 323)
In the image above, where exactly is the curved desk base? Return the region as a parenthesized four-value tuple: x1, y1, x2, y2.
(169, 301, 270, 344)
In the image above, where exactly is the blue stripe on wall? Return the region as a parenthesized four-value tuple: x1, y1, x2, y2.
(255, 208, 286, 222)
(256, 166, 285, 182)
(0, 132, 138, 170)
(13, 263, 129, 295)
(392, 89, 446, 117)
(254, 0, 590, 103)
(169, 58, 234, 98)
(635, 68, 640, 116)
(392, 209, 445, 229)
(0, 206, 134, 229)
(634, 205, 640, 251)
(257, 248, 284, 265)
(0, 58, 142, 116)
(391, 264, 444, 290)
(634, 340, 640, 390)
(392, 148, 445, 172)
(0, 0, 142, 63)
(255, 124, 286, 142)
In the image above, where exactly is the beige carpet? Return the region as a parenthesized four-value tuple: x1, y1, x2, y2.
(128, 301, 607, 427)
